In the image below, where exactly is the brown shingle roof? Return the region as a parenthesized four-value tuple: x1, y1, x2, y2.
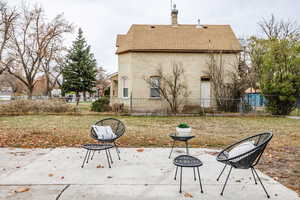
(116, 24, 242, 54)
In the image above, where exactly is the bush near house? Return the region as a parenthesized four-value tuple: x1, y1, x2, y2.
(91, 97, 111, 112)
(181, 105, 204, 114)
(0, 99, 76, 114)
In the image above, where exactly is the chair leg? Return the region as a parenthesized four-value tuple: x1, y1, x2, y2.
(185, 141, 189, 155)
(251, 167, 257, 184)
(193, 167, 196, 181)
(86, 150, 92, 164)
(169, 140, 175, 159)
(220, 166, 232, 196)
(217, 164, 227, 181)
(114, 142, 121, 160)
(174, 166, 178, 180)
(81, 150, 89, 168)
(179, 167, 183, 193)
(114, 142, 120, 153)
(108, 149, 113, 164)
(91, 150, 96, 160)
(105, 149, 111, 168)
(197, 167, 204, 193)
(252, 167, 270, 198)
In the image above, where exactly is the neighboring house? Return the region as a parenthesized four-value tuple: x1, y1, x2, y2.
(0, 87, 13, 100)
(33, 75, 61, 97)
(110, 5, 242, 112)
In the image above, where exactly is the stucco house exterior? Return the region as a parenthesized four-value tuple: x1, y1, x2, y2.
(110, 6, 242, 112)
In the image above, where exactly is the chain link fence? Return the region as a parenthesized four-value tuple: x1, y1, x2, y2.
(110, 96, 300, 116)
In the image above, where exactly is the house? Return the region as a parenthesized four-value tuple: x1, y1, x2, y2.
(110, 5, 242, 112)
(0, 87, 13, 100)
(33, 75, 61, 97)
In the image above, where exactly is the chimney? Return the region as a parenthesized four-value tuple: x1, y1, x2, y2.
(171, 4, 178, 26)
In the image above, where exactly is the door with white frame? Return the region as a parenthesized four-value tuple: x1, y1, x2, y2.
(200, 80, 211, 108)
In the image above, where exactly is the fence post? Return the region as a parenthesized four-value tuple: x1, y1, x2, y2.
(130, 92, 133, 113)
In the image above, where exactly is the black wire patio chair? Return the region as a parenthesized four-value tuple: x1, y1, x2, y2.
(216, 132, 273, 198)
(90, 118, 125, 160)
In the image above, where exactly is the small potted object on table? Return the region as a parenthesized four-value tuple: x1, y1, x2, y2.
(176, 123, 192, 136)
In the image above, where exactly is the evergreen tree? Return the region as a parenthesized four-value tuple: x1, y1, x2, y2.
(62, 28, 97, 105)
(260, 39, 300, 115)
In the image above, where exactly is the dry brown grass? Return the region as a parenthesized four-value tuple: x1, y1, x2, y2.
(0, 115, 299, 194)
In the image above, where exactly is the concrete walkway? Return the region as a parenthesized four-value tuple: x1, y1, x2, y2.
(0, 148, 299, 200)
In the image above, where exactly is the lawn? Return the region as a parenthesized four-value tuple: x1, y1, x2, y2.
(0, 115, 299, 194)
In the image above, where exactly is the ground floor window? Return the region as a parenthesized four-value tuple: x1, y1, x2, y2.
(150, 76, 160, 98)
(122, 77, 128, 98)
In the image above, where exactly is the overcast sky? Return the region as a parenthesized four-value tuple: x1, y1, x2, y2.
(8, 0, 300, 74)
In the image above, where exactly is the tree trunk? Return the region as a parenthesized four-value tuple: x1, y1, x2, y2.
(83, 91, 87, 102)
(45, 74, 52, 98)
(27, 86, 34, 100)
(76, 92, 80, 106)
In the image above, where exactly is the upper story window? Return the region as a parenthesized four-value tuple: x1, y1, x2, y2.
(150, 76, 160, 98)
(122, 77, 128, 98)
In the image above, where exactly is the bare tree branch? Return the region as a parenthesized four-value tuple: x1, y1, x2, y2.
(144, 62, 190, 113)
(7, 4, 73, 99)
(205, 52, 249, 111)
(258, 14, 300, 40)
(0, 1, 18, 74)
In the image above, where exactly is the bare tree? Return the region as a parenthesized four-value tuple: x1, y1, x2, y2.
(246, 37, 267, 91)
(258, 14, 300, 40)
(6, 4, 72, 99)
(206, 53, 249, 112)
(0, 1, 17, 74)
(96, 66, 110, 96)
(41, 40, 67, 97)
(144, 63, 190, 114)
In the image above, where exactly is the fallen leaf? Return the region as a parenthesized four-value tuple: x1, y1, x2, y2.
(61, 176, 64, 179)
(184, 192, 193, 198)
(96, 165, 104, 168)
(15, 187, 30, 193)
(204, 151, 218, 156)
(107, 176, 113, 179)
(48, 173, 53, 177)
(136, 149, 144, 152)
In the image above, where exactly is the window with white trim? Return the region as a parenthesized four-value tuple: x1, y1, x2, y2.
(122, 77, 128, 98)
(150, 77, 160, 98)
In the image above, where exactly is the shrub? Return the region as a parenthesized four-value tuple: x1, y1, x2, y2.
(91, 97, 111, 112)
(112, 103, 124, 113)
(182, 105, 204, 114)
(0, 99, 76, 114)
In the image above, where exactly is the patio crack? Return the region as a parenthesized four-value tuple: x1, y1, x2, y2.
(56, 184, 70, 200)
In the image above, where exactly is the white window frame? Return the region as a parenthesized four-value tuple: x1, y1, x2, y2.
(150, 76, 160, 98)
(122, 77, 129, 98)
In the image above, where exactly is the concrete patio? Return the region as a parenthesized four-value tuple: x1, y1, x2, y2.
(0, 148, 299, 200)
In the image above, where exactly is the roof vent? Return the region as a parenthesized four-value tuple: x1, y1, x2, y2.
(196, 19, 207, 29)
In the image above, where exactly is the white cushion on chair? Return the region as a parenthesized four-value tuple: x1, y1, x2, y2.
(92, 125, 117, 140)
(229, 141, 255, 160)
